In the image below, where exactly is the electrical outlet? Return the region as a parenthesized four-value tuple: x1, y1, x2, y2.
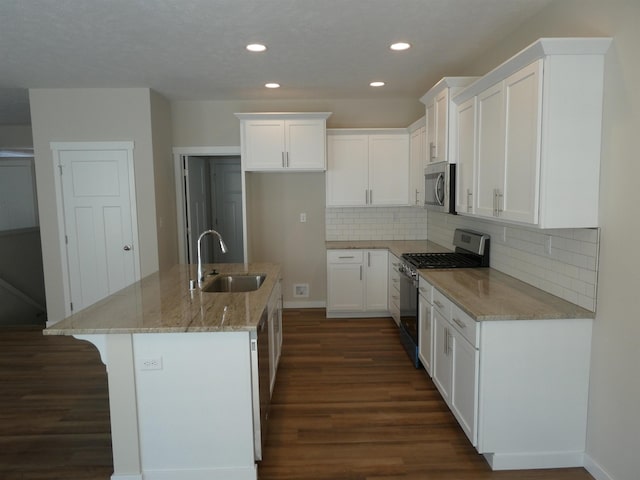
(299, 213, 307, 223)
(140, 356, 163, 371)
(545, 235, 552, 255)
(293, 284, 309, 298)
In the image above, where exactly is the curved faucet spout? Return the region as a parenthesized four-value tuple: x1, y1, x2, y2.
(197, 229, 228, 286)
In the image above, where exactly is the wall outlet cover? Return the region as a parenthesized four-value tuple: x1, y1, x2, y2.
(293, 284, 309, 298)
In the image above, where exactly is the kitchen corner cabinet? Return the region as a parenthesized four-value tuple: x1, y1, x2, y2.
(326, 249, 388, 318)
(424, 276, 592, 470)
(236, 112, 331, 171)
(420, 77, 478, 164)
(408, 117, 426, 206)
(326, 129, 410, 207)
(453, 37, 612, 228)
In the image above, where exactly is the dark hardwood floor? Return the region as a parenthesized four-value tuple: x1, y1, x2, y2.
(0, 311, 595, 479)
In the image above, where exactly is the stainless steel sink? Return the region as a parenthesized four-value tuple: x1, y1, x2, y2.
(202, 274, 266, 293)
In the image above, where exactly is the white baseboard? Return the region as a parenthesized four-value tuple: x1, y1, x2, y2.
(111, 474, 143, 480)
(283, 300, 326, 309)
(584, 454, 615, 480)
(483, 451, 584, 470)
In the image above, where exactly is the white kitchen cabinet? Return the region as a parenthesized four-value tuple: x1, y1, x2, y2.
(420, 77, 478, 164)
(453, 37, 611, 228)
(388, 253, 401, 325)
(418, 273, 592, 470)
(408, 117, 426, 207)
(455, 97, 476, 214)
(236, 112, 331, 171)
(417, 276, 433, 376)
(432, 308, 452, 404)
(326, 130, 410, 207)
(326, 249, 388, 317)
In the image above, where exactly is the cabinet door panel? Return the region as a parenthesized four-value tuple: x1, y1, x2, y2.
(418, 294, 433, 376)
(327, 263, 363, 311)
(286, 119, 326, 170)
(365, 250, 388, 311)
(244, 120, 285, 170)
(451, 331, 479, 445)
(368, 135, 410, 206)
(456, 98, 476, 214)
(476, 83, 505, 218)
(435, 90, 448, 163)
(426, 102, 436, 163)
(503, 61, 542, 224)
(432, 310, 452, 403)
(409, 126, 426, 206)
(326, 135, 369, 206)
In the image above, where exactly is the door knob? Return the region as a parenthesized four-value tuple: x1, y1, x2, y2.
(123, 245, 132, 251)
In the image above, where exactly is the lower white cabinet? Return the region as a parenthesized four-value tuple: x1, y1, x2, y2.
(423, 276, 592, 470)
(417, 277, 433, 376)
(327, 249, 388, 318)
(388, 253, 401, 325)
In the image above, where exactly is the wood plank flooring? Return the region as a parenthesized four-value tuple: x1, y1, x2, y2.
(0, 311, 595, 479)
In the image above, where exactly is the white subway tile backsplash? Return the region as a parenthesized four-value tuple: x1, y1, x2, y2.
(427, 212, 599, 312)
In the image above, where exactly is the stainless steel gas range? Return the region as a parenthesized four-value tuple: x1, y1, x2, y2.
(397, 229, 490, 367)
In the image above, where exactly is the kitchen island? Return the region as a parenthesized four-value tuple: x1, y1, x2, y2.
(45, 262, 282, 480)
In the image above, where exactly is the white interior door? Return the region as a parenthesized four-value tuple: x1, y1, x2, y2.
(59, 147, 138, 312)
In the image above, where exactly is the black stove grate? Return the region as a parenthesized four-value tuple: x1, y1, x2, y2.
(402, 252, 483, 269)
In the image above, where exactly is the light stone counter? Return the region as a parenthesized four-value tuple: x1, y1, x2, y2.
(44, 262, 281, 335)
(325, 239, 450, 258)
(419, 268, 594, 320)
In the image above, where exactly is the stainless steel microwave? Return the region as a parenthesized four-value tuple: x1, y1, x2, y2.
(424, 161, 456, 213)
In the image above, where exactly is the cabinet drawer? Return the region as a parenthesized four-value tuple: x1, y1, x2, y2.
(432, 288, 451, 317)
(451, 304, 479, 348)
(418, 276, 433, 304)
(327, 250, 364, 264)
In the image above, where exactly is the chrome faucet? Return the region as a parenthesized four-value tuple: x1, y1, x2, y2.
(197, 229, 228, 287)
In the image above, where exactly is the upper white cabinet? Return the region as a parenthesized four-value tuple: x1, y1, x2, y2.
(420, 77, 478, 164)
(453, 37, 612, 228)
(326, 129, 410, 207)
(408, 117, 426, 207)
(236, 112, 331, 171)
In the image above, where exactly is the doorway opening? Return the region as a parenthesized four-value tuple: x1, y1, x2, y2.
(181, 155, 244, 264)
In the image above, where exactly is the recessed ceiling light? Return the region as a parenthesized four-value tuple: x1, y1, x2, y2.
(390, 42, 411, 51)
(246, 43, 267, 52)
(370, 81, 385, 87)
(265, 83, 280, 89)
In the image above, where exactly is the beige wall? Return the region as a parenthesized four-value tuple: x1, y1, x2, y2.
(461, 1, 640, 478)
(172, 97, 423, 304)
(29, 88, 161, 322)
(0, 125, 33, 147)
(150, 90, 179, 270)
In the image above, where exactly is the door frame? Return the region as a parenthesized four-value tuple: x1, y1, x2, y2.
(172, 146, 243, 264)
(51, 141, 140, 318)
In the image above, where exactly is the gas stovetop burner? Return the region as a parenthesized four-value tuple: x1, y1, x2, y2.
(402, 229, 490, 269)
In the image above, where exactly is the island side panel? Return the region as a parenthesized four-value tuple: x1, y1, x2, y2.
(132, 331, 257, 480)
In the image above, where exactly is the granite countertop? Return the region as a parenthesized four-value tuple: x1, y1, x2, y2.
(419, 268, 594, 321)
(325, 239, 450, 258)
(326, 239, 593, 321)
(44, 263, 281, 335)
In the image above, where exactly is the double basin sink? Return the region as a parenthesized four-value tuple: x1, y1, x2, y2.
(202, 273, 266, 293)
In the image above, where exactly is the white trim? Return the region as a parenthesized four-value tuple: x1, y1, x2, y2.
(50, 141, 139, 320)
(284, 300, 326, 309)
(234, 112, 331, 121)
(483, 451, 585, 471)
(584, 454, 616, 480)
(172, 147, 242, 264)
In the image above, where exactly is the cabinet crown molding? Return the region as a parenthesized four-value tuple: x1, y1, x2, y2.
(234, 112, 332, 120)
(327, 128, 408, 135)
(453, 37, 612, 104)
(420, 77, 479, 105)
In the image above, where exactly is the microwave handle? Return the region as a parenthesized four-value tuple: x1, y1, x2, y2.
(435, 173, 445, 206)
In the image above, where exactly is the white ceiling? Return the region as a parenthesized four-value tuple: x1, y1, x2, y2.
(0, 0, 554, 125)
